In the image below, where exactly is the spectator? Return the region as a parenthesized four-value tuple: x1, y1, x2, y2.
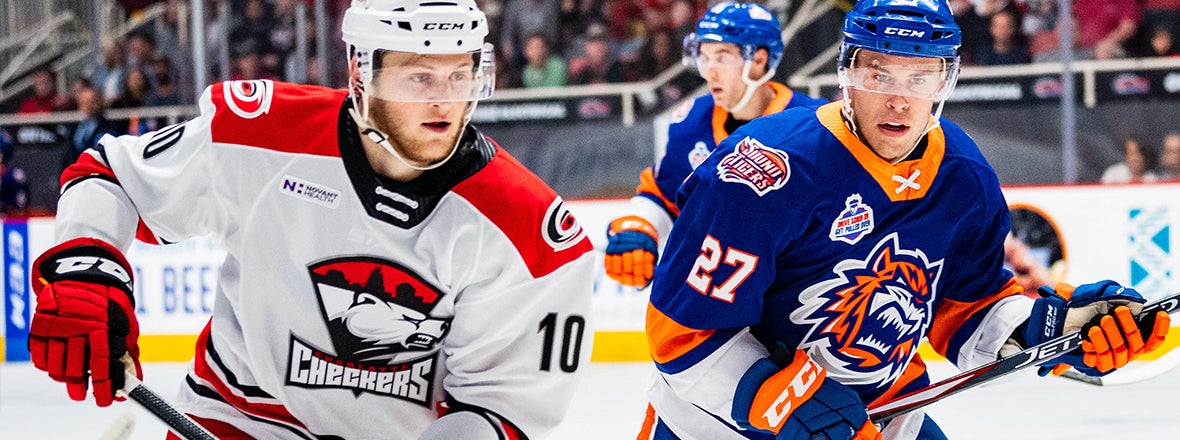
(667, 0, 699, 46)
(229, 0, 276, 64)
(957, 0, 1019, 64)
(65, 86, 122, 168)
(1159, 132, 1180, 181)
(1033, 16, 1095, 62)
(145, 58, 180, 107)
(634, 28, 677, 79)
(1022, 0, 1058, 36)
(975, 9, 1031, 65)
(558, 0, 606, 54)
(18, 69, 71, 113)
(0, 129, 30, 215)
(125, 31, 157, 72)
(1101, 138, 1159, 183)
(521, 34, 568, 88)
(231, 48, 277, 81)
(88, 42, 129, 103)
(1148, 25, 1179, 57)
(109, 67, 152, 109)
(570, 29, 626, 84)
(1140, 0, 1180, 55)
(1073, 0, 1141, 60)
(500, 0, 561, 67)
(268, 0, 300, 75)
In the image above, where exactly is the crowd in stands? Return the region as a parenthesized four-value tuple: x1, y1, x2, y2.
(1101, 133, 1180, 183)
(14, 0, 1180, 109)
(953, 0, 1180, 66)
(4, 0, 1180, 212)
(486, 0, 699, 88)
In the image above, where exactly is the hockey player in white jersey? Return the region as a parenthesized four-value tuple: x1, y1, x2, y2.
(26, 1, 596, 438)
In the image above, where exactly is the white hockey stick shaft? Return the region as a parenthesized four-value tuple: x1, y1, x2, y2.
(119, 376, 218, 440)
(868, 291, 1180, 423)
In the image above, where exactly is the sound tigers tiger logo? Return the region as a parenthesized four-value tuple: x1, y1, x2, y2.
(790, 233, 943, 387)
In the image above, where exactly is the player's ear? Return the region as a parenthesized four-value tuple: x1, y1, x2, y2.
(752, 48, 770, 76)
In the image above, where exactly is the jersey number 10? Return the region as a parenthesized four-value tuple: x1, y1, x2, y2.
(538, 313, 586, 373)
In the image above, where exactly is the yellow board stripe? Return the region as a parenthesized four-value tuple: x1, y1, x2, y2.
(588, 326, 1180, 364)
(7, 327, 1180, 364)
(138, 334, 200, 362)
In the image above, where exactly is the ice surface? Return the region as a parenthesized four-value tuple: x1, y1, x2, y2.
(2, 360, 1178, 439)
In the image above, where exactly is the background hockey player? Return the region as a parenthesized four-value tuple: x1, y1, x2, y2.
(641, 0, 1172, 439)
(603, 1, 826, 289)
(25, 1, 596, 438)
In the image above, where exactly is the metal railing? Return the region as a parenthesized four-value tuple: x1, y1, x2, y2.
(0, 61, 694, 128)
(0, 1, 166, 104)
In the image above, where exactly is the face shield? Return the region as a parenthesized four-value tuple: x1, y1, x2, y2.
(368, 43, 495, 103)
(839, 47, 959, 101)
(683, 34, 746, 75)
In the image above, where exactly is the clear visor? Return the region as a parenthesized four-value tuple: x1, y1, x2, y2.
(841, 56, 957, 101)
(682, 34, 746, 74)
(369, 43, 495, 103)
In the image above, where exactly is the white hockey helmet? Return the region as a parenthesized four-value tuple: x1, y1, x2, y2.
(342, 0, 495, 170)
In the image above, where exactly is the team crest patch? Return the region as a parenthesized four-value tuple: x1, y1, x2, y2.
(717, 136, 790, 196)
(287, 257, 451, 406)
(687, 141, 711, 169)
(224, 79, 274, 119)
(789, 233, 943, 388)
(830, 194, 874, 245)
(542, 198, 587, 251)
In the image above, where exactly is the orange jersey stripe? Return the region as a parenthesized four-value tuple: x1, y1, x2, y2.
(635, 167, 680, 217)
(636, 403, 657, 440)
(709, 82, 795, 145)
(927, 279, 1023, 356)
(816, 102, 945, 202)
(647, 303, 715, 364)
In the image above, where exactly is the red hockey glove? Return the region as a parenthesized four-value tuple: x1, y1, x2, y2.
(1027, 281, 1169, 377)
(29, 237, 141, 407)
(733, 349, 881, 440)
(604, 215, 659, 288)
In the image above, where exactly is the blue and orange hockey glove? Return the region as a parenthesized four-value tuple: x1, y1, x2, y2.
(28, 237, 141, 407)
(604, 215, 659, 288)
(733, 349, 881, 440)
(1025, 280, 1170, 377)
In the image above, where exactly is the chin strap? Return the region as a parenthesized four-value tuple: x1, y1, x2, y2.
(722, 61, 775, 114)
(347, 106, 461, 172)
(840, 87, 946, 165)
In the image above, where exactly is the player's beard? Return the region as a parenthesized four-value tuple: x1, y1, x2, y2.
(368, 99, 465, 167)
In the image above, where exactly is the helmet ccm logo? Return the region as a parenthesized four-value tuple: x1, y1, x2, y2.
(884, 27, 925, 38)
(423, 22, 464, 30)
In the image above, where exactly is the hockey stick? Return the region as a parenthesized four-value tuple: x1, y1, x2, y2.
(119, 376, 218, 440)
(867, 291, 1180, 423)
(1057, 342, 1180, 386)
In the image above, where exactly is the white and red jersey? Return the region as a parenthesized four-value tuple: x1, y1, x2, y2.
(54, 80, 596, 439)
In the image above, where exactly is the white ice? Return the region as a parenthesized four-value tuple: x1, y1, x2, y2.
(2, 360, 1178, 439)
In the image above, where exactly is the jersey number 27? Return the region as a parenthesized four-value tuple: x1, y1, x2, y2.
(686, 235, 757, 303)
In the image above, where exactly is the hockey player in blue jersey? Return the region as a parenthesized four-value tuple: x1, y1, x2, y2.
(604, 1, 825, 288)
(641, 0, 1172, 439)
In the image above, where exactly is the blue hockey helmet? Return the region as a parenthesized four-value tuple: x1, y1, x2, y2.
(841, 0, 960, 60)
(683, 1, 784, 73)
(839, 0, 961, 101)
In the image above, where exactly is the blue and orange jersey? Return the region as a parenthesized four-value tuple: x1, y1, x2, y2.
(634, 82, 826, 222)
(645, 102, 1025, 436)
